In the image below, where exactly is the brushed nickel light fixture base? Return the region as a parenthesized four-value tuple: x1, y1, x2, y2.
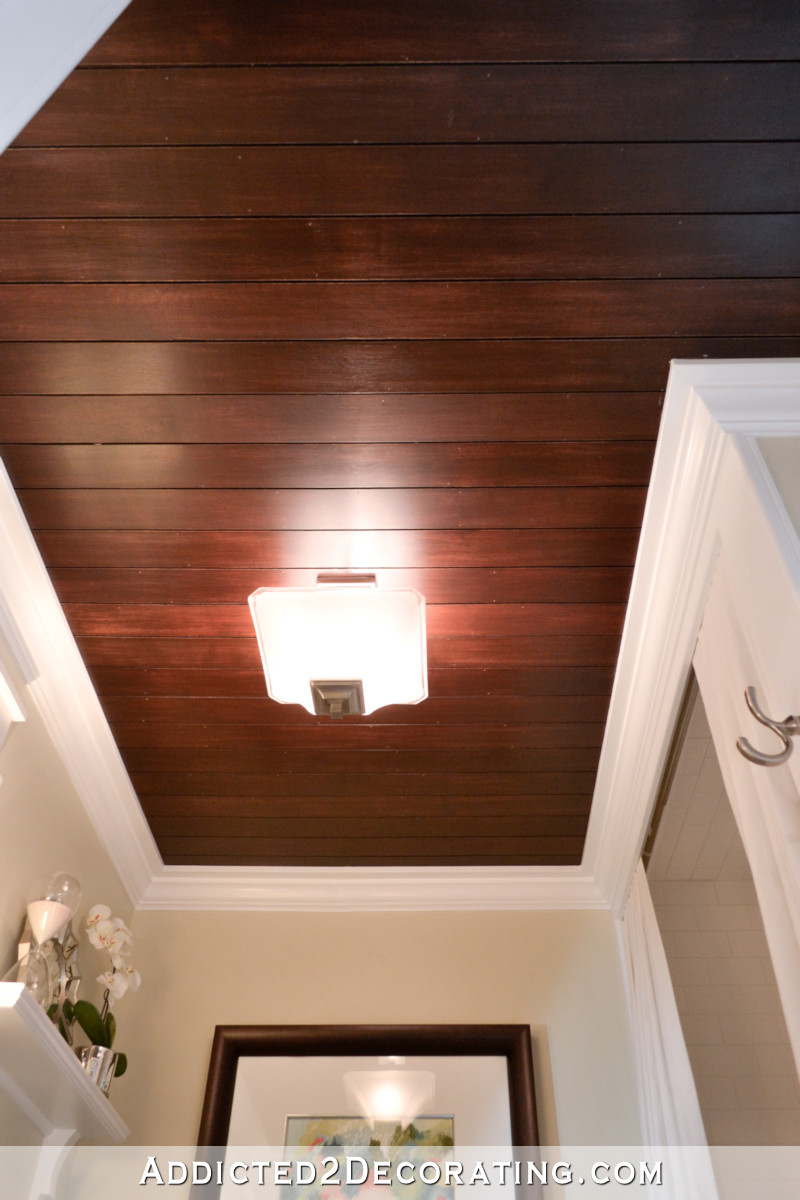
(310, 680, 366, 719)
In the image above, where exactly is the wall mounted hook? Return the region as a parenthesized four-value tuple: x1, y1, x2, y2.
(736, 686, 800, 767)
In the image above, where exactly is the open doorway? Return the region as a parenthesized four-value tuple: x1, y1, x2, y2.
(646, 680, 800, 1144)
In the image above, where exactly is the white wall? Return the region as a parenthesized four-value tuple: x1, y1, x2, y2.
(121, 906, 642, 1149)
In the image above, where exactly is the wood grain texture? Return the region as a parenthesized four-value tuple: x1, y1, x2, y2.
(83, 0, 800, 64)
(121, 745, 602, 774)
(140, 793, 592, 818)
(0, 394, 662, 443)
(1, 0, 796, 868)
(2, 338, 798, 395)
(109, 721, 607, 751)
(161, 853, 584, 866)
(88, 665, 617, 699)
(2, 217, 797, 282)
(2, 442, 657, 489)
(148, 815, 589, 841)
(101, 694, 611, 726)
(74, 634, 622, 670)
(4, 280, 798, 340)
(18, 64, 800, 145)
(49, 567, 635, 605)
(129, 769, 599, 798)
(163, 854, 585, 864)
(152, 834, 586, 859)
(2, 145, 797, 217)
(20, 486, 648, 531)
(63, 602, 625, 638)
(34, 529, 643, 568)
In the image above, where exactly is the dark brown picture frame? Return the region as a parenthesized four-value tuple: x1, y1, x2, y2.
(197, 1023, 539, 1148)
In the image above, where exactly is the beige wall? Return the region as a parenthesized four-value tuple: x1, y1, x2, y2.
(121, 906, 642, 1149)
(0, 635, 135, 1144)
(758, 437, 800, 536)
(0, 638, 133, 984)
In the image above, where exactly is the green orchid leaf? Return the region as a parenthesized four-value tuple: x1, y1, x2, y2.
(114, 1052, 127, 1078)
(105, 1010, 116, 1047)
(72, 1000, 109, 1047)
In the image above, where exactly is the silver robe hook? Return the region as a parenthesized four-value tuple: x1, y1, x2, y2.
(736, 686, 800, 767)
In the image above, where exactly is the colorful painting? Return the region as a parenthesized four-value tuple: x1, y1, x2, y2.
(283, 1117, 455, 1200)
(285, 1115, 454, 1150)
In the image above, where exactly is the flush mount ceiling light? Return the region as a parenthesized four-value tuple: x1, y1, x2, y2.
(248, 575, 427, 719)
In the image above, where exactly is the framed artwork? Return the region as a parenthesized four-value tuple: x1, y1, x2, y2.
(197, 1024, 538, 1149)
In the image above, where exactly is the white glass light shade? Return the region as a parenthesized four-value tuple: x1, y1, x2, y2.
(248, 584, 427, 716)
(343, 1070, 436, 1127)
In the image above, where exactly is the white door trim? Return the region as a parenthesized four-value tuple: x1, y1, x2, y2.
(587, 359, 800, 915)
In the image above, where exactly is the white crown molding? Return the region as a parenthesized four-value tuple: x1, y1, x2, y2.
(0, 0, 132, 155)
(138, 864, 607, 912)
(1, 360, 799, 912)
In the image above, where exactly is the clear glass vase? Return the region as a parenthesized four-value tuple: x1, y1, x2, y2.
(78, 1045, 119, 1095)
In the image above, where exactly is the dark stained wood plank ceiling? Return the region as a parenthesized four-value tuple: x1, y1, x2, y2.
(1, 0, 798, 867)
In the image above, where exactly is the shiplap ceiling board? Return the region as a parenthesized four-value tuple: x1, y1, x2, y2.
(0, 0, 798, 867)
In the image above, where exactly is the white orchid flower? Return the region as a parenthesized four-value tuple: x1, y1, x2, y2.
(110, 920, 133, 944)
(87, 916, 113, 945)
(109, 939, 135, 969)
(86, 904, 111, 928)
(97, 969, 128, 1005)
(87, 918, 116, 949)
(88, 906, 141, 1015)
(120, 964, 141, 992)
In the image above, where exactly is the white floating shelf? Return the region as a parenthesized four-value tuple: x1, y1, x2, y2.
(0, 982, 128, 1144)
